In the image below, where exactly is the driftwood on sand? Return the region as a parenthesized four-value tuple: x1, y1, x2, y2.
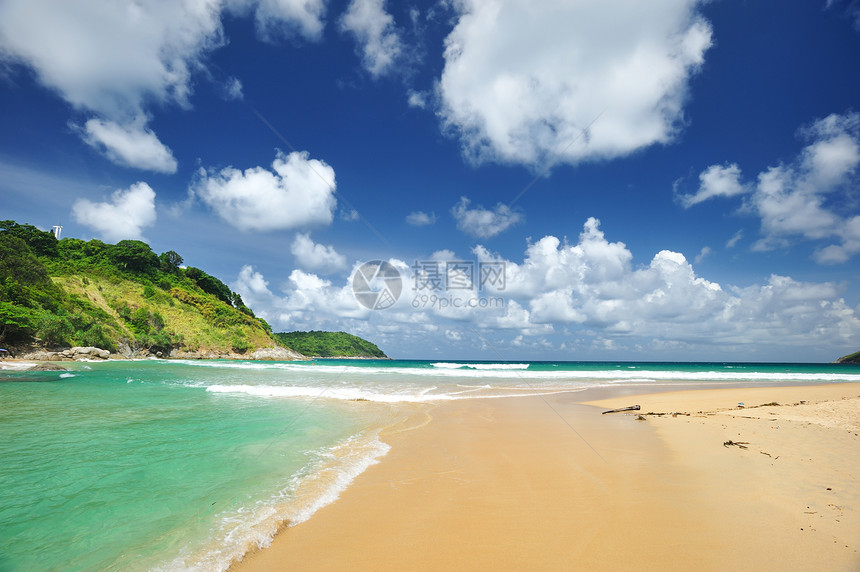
(601, 405, 641, 415)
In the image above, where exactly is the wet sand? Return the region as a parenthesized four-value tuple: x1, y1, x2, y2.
(234, 383, 860, 571)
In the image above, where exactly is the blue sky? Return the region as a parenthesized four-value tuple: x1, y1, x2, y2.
(2, 0, 859, 361)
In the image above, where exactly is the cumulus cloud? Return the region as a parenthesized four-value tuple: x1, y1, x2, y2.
(753, 113, 860, 260)
(242, 0, 327, 42)
(0, 0, 223, 119)
(407, 90, 428, 109)
(291, 232, 348, 273)
(406, 211, 436, 226)
(234, 217, 860, 358)
(339, 0, 402, 77)
(232, 264, 372, 330)
(437, 0, 712, 167)
(0, 0, 325, 169)
(468, 218, 858, 347)
(192, 150, 337, 232)
(78, 117, 178, 173)
(72, 181, 157, 242)
(686, 112, 860, 263)
(451, 197, 521, 238)
(678, 163, 747, 207)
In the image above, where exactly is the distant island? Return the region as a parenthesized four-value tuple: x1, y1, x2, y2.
(0, 220, 385, 361)
(836, 350, 860, 364)
(273, 331, 387, 358)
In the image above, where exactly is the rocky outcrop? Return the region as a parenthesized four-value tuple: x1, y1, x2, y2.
(11, 343, 306, 362)
(28, 363, 69, 371)
(168, 345, 306, 361)
(59, 347, 111, 360)
(250, 346, 306, 360)
(14, 346, 110, 361)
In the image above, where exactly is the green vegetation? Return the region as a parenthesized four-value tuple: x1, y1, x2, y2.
(273, 331, 387, 358)
(1, 220, 387, 359)
(0, 220, 272, 355)
(836, 350, 860, 364)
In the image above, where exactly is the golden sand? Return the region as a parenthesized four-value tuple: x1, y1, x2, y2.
(234, 384, 860, 571)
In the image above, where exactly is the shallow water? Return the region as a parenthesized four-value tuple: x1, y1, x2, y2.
(1, 359, 858, 571)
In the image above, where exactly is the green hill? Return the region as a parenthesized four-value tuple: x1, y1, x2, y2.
(0, 220, 277, 357)
(273, 331, 388, 358)
(836, 350, 860, 364)
(0, 220, 387, 360)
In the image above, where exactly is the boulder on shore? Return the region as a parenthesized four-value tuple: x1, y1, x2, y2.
(59, 347, 111, 360)
(14, 346, 112, 361)
(251, 346, 306, 361)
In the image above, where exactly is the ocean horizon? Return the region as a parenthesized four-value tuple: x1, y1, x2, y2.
(2, 358, 859, 571)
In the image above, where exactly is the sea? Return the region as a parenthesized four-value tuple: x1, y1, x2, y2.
(1, 358, 859, 571)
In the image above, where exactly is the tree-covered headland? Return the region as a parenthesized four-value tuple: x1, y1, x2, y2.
(0, 220, 387, 359)
(0, 220, 271, 356)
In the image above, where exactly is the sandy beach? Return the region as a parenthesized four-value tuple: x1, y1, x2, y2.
(234, 383, 860, 571)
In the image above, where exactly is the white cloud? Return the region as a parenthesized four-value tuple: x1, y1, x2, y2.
(78, 117, 178, 173)
(339, 0, 402, 77)
(234, 217, 860, 359)
(826, 0, 860, 30)
(726, 230, 743, 249)
(0, 0, 325, 168)
(451, 196, 521, 238)
(477, 219, 858, 348)
(223, 77, 244, 100)
(798, 112, 860, 187)
(407, 90, 428, 109)
(244, 0, 327, 42)
(751, 113, 860, 261)
(234, 265, 274, 298)
(291, 232, 348, 273)
(72, 181, 157, 242)
(678, 163, 747, 207)
(694, 246, 711, 264)
(437, 0, 712, 167)
(192, 150, 337, 232)
(0, 0, 223, 120)
(812, 215, 860, 264)
(752, 165, 841, 244)
(406, 211, 436, 226)
(684, 112, 860, 264)
(340, 208, 360, 221)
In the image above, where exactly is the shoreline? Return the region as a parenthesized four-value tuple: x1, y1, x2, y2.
(0, 353, 388, 372)
(233, 383, 860, 571)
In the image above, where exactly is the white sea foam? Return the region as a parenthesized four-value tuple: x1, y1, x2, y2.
(205, 383, 579, 403)
(0, 361, 37, 371)
(431, 362, 530, 370)
(155, 431, 390, 572)
(177, 361, 860, 385)
(58, 373, 76, 378)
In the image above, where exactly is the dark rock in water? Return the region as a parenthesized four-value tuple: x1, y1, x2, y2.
(29, 363, 69, 371)
(0, 362, 68, 381)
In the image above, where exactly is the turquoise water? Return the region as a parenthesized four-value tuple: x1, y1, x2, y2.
(0, 361, 391, 572)
(1, 358, 859, 571)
